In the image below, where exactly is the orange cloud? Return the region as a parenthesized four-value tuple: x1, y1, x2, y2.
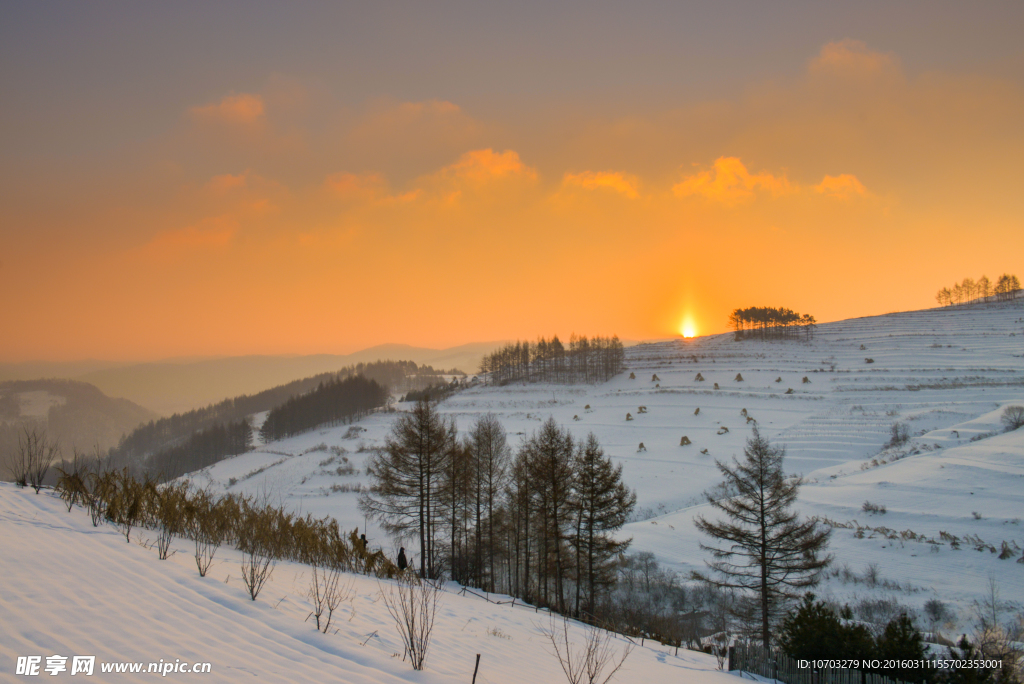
(324, 172, 419, 204)
(439, 149, 537, 184)
(673, 157, 794, 204)
(815, 173, 868, 199)
(190, 93, 265, 125)
(561, 171, 640, 199)
(809, 39, 898, 79)
(143, 217, 238, 256)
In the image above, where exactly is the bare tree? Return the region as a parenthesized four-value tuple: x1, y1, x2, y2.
(972, 577, 1024, 684)
(1001, 406, 1024, 432)
(153, 481, 189, 560)
(379, 573, 442, 671)
(238, 497, 277, 601)
(187, 488, 223, 577)
(467, 413, 511, 592)
(9, 426, 60, 493)
(54, 447, 90, 512)
(109, 467, 150, 543)
(541, 614, 633, 684)
(307, 542, 354, 633)
(693, 428, 831, 647)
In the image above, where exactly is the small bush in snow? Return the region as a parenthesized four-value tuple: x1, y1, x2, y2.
(862, 501, 887, 515)
(887, 421, 910, 448)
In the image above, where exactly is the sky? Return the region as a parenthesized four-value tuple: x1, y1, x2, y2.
(2, 1, 1023, 362)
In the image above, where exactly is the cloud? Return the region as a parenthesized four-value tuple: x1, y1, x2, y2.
(673, 157, 794, 204)
(143, 216, 238, 256)
(809, 40, 899, 80)
(815, 173, 868, 199)
(324, 172, 419, 204)
(438, 149, 537, 184)
(561, 171, 640, 199)
(189, 93, 265, 126)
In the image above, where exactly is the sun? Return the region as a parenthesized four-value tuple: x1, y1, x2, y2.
(680, 317, 697, 338)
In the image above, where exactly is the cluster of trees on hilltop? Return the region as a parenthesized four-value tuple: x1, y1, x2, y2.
(360, 404, 635, 617)
(729, 307, 816, 340)
(935, 273, 1020, 307)
(344, 360, 463, 393)
(258, 376, 389, 442)
(480, 335, 625, 385)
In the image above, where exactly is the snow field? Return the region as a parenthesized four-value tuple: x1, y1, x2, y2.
(0, 483, 729, 683)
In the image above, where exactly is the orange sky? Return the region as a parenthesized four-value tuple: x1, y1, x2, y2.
(3, 7, 1023, 361)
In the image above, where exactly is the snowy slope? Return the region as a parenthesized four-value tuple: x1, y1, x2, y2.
(0, 483, 729, 683)
(188, 300, 1024, 625)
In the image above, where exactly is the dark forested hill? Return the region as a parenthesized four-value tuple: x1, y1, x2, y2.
(107, 360, 454, 478)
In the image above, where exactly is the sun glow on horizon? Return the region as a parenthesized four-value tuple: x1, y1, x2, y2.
(680, 317, 697, 338)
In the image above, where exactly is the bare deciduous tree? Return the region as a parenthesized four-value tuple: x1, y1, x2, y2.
(971, 577, 1024, 684)
(307, 543, 354, 632)
(8, 426, 60, 493)
(1001, 406, 1024, 432)
(54, 447, 90, 512)
(239, 496, 277, 601)
(379, 573, 441, 671)
(540, 614, 633, 684)
(187, 488, 223, 577)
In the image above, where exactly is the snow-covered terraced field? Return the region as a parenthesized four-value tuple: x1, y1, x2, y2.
(191, 300, 1023, 623)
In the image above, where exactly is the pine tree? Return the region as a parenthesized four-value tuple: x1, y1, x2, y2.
(877, 614, 929, 683)
(779, 594, 874, 662)
(571, 433, 636, 614)
(693, 428, 831, 647)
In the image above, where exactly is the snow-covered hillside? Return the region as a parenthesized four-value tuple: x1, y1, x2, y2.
(190, 301, 1024, 626)
(1, 483, 727, 682)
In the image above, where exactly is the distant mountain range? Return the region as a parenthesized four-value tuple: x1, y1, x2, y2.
(0, 342, 505, 416)
(0, 379, 158, 479)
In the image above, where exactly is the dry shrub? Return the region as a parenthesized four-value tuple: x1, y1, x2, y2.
(379, 573, 441, 671)
(540, 614, 633, 684)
